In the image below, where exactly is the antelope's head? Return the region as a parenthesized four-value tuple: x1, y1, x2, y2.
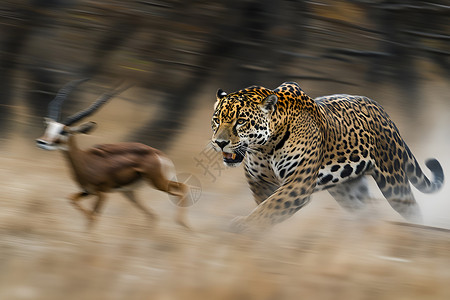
(36, 79, 127, 151)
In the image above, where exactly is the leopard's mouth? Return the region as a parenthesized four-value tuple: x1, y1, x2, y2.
(222, 151, 245, 166)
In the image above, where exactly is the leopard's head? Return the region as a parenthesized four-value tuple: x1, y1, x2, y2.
(211, 86, 277, 167)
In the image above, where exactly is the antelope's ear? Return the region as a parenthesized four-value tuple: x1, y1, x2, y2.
(68, 121, 97, 134)
(259, 94, 278, 114)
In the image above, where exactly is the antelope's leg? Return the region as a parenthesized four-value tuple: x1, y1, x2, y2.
(168, 181, 190, 229)
(68, 191, 93, 220)
(121, 191, 158, 222)
(89, 192, 106, 226)
(144, 162, 190, 229)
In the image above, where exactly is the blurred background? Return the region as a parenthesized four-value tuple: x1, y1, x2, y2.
(0, 0, 449, 299)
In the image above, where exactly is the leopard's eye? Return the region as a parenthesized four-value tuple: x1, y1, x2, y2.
(213, 117, 220, 124)
(236, 118, 247, 125)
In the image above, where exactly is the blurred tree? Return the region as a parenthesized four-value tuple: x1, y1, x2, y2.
(0, 0, 448, 149)
(0, 0, 76, 141)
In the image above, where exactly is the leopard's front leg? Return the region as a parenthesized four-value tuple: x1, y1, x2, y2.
(232, 158, 320, 232)
(231, 190, 313, 232)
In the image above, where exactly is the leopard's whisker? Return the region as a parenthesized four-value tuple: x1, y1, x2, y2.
(236, 149, 246, 157)
(205, 141, 215, 150)
(241, 146, 257, 154)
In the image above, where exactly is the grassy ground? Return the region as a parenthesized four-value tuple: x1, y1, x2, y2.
(1, 78, 449, 300)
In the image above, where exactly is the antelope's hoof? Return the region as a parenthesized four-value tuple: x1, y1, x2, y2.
(177, 219, 191, 231)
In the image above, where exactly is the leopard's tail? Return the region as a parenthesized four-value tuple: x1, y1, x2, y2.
(405, 146, 444, 194)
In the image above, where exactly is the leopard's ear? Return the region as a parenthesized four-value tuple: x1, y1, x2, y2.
(217, 89, 227, 99)
(214, 89, 227, 110)
(259, 94, 278, 114)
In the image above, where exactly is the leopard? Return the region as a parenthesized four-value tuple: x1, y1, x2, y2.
(211, 82, 444, 231)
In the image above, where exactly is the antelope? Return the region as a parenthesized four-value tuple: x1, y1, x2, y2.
(36, 79, 190, 229)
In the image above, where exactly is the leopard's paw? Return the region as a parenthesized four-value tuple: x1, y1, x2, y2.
(229, 216, 249, 233)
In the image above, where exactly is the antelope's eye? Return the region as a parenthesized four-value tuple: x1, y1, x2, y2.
(236, 118, 247, 125)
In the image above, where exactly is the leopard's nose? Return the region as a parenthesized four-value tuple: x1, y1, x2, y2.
(215, 140, 230, 150)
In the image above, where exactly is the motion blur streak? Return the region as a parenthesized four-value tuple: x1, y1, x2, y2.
(0, 1, 449, 299)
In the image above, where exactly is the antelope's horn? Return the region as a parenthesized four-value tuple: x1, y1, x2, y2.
(63, 82, 131, 126)
(47, 78, 89, 121)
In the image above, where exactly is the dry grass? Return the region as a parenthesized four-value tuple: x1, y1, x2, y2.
(1, 136, 450, 300)
(1, 80, 450, 300)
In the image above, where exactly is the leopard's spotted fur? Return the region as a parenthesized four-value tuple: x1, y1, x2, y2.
(211, 82, 444, 231)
